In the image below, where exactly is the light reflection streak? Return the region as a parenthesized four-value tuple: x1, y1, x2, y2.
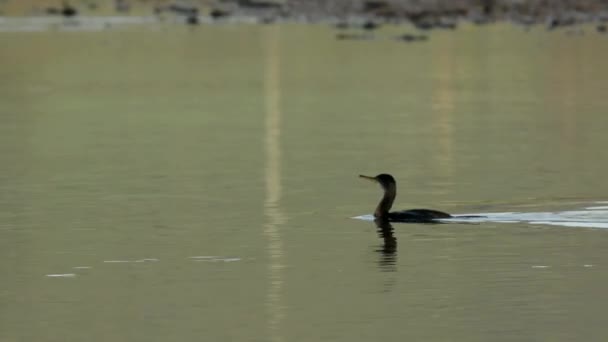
(263, 25, 286, 342)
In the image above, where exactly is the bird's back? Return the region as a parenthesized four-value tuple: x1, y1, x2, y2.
(388, 208, 451, 222)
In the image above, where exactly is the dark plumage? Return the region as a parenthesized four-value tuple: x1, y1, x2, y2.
(46, 2, 77, 17)
(362, 20, 380, 30)
(61, 2, 77, 17)
(210, 8, 230, 20)
(359, 173, 451, 222)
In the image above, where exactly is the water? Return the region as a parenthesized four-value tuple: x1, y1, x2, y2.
(2, 23, 608, 341)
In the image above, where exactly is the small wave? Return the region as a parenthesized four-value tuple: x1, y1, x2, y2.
(353, 206, 608, 229)
(529, 221, 608, 229)
(46, 273, 76, 278)
(103, 258, 159, 263)
(134, 258, 159, 263)
(190, 256, 241, 262)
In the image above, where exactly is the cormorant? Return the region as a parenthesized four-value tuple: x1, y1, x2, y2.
(359, 173, 451, 222)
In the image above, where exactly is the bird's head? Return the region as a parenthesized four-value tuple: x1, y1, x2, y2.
(359, 173, 396, 191)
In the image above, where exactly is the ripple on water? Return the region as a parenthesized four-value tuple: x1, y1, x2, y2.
(585, 206, 608, 210)
(189, 256, 241, 262)
(103, 258, 159, 263)
(353, 204, 608, 229)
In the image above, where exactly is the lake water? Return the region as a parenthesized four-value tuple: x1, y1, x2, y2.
(2, 23, 608, 341)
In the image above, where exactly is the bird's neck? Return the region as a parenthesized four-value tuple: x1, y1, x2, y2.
(374, 186, 396, 218)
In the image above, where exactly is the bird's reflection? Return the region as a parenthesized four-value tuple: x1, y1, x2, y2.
(374, 219, 397, 272)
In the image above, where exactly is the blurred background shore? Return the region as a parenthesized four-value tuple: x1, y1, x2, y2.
(0, 0, 607, 31)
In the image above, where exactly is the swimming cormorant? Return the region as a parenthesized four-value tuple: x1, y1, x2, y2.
(360, 173, 451, 222)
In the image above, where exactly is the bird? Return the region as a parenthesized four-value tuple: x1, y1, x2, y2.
(362, 20, 380, 31)
(359, 173, 451, 222)
(61, 1, 77, 17)
(46, 1, 77, 17)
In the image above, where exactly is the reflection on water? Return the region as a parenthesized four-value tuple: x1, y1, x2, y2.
(374, 219, 397, 272)
(263, 25, 285, 342)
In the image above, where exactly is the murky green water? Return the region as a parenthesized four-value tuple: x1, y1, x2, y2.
(2, 24, 608, 342)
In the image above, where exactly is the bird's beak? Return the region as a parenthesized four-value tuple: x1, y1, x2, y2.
(359, 175, 377, 183)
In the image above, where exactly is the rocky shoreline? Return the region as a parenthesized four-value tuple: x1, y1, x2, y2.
(2, 0, 608, 32)
(237, 0, 608, 29)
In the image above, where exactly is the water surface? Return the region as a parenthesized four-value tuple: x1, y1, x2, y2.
(2, 24, 608, 342)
